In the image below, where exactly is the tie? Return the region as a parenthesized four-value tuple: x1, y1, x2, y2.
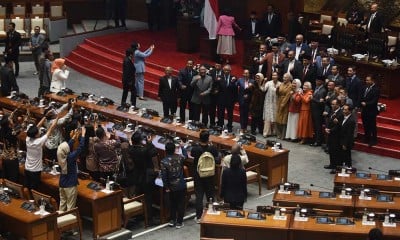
(323, 67, 327, 76)
(368, 13, 375, 31)
(269, 14, 272, 24)
(364, 87, 370, 97)
(226, 76, 229, 85)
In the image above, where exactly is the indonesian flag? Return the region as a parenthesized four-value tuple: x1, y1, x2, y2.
(204, 0, 219, 39)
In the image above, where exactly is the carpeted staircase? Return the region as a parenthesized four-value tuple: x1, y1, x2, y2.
(65, 30, 400, 159)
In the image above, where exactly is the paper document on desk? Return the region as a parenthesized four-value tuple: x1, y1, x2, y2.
(101, 189, 113, 194)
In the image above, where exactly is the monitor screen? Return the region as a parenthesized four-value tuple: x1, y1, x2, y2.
(319, 192, 334, 198)
(295, 190, 307, 196)
(336, 217, 353, 225)
(377, 195, 393, 202)
(316, 217, 330, 224)
(377, 174, 391, 180)
(356, 172, 370, 179)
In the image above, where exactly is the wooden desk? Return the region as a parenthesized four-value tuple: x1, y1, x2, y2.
(200, 211, 290, 240)
(289, 217, 373, 240)
(334, 173, 400, 192)
(354, 195, 400, 213)
(0, 197, 58, 240)
(18, 166, 122, 238)
(41, 94, 289, 190)
(273, 190, 354, 216)
(334, 55, 400, 99)
(39, 171, 122, 238)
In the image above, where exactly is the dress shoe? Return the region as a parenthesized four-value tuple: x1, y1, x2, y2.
(310, 142, 321, 147)
(329, 170, 337, 174)
(324, 165, 334, 169)
(251, 131, 257, 135)
(139, 97, 146, 101)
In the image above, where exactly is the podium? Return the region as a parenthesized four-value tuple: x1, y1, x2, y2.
(176, 17, 200, 53)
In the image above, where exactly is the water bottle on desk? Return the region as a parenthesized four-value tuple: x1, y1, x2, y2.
(106, 176, 110, 190)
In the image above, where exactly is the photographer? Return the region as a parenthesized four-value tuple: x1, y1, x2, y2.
(93, 126, 120, 179)
(40, 99, 75, 160)
(128, 130, 158, 225)
(25, 113, 60, 190)
(58, 127, 85, 211)
(221, 143, 249, 169)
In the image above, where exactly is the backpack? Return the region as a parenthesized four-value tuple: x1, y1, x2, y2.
(197, 151, 215, 178)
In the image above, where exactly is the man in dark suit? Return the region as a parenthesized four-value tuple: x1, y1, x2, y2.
(4, 22, 21, 77)
(158, 66, 179, 117)
(120, 48, 136, 107)
(316, 56, 332, 80)
(252, 43, 268, 78)
(190, 65, 213, 126)
(262, 4, 281, 38)
(244, 11, 262, 39)
(289, 34, 310, 60)
(280, 50, 302, 80)
(178, 60, 197, 122)
(310, 77, 327, 146)
(345, 66, 362, 108)
(327, 65, 345, 87)
(300, 54, 317, 88)
(208, 61, 223, 127)
(346, 2, 365, 25)
(324, 99, 343, 173)
(364, 3, 385, 35)
(216, 65, 238, 132)
(0, 61, 19, 97)
(340, 104, 356, 167)
(237, 69, 254, 132)
(360, 74, 380, 147)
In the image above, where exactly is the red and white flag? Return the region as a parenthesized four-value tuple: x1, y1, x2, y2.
(204, 0, 219, 39)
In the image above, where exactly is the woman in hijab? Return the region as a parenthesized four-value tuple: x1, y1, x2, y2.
(50, 58, 69, 92)
(285, 79, 302, 141)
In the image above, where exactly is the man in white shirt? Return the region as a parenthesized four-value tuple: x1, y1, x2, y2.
(25, 114, 60, 190)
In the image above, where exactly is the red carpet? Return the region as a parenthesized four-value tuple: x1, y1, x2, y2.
(65, 28, 400, 159)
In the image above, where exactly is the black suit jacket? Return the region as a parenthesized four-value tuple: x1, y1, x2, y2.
(346, 75, 363, 108)
(178, 68, 197, 98)
(158, 75, 179, 103)
(327, 108, 344, 148)
(340, 115, 356, 148)
(244, 18, 261, 39)
(262, 13, 281, 38)
(361, 84, 380, 116)
(365, 11, 385, 34)
(317, 65, 332, 79)
(280, 59, 302, 80)
(208, 68, 223, 97)
(122, 56, 135, 86)
(301, 64, 317, 87)
(0, 66, 18, 96)
(216, 74, 238, 106)
(4, 30, 21, 59)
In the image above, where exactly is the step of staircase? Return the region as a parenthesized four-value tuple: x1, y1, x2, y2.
(72, 24, 86, 34)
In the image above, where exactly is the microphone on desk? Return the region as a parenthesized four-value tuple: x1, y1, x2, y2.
(310, 184, 333, 192)
(368, 167, 387, 174)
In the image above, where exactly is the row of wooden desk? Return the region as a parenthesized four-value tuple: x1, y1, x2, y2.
(334, 173, 400, 192)
(273, 189, 400, 215)
(0, 196, 58, 240)
(0, 94, 289, 237)
(201, 210, 400, 240)
(41, 93, 289, 190)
